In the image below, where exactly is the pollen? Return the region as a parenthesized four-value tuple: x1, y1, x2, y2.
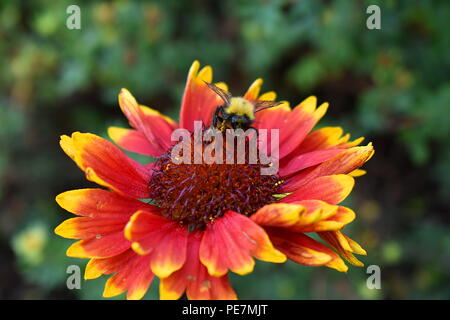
(149, 129, 281, 229)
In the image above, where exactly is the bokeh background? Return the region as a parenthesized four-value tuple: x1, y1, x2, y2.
(1, 0, 449, 300)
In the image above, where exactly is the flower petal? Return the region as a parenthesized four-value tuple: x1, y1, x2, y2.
(85, 252, 132, 280)
(125, 210, 188, 278)
(255, 96, 329, 159)
(250, 203, 308, 228)
(60, 134, 75, 161)
(55, 189, 161, 260)
(55, 217, 127, 239)
(259, 91, 277, 101)
(108, 127, 160, 156)
(117, 89, 177, 156)
(66, 233, 129, 258)
(282, 174, 355, 205)
(282, 144, 374, 193)
(279, 148, 345, 177)
(160, 230, 237, 300)
(279, 125, 365, 177)
(318, 231, 366, 267)
(291, 201, 355, 233)
(349, 169, 366, 177)
(253, 200, 355, 233)
(293, 127, 363, 154)
(199, 211, 286, 277)
(86, 249, 154, 300)
(60, 132, 152, 198)
(298, 127, 347, 153)
(56, 188, 157, 218)
(266, 227, 348, 272)
(244, 78, 263, 101)
(305, 206, 355, 232)
(252, 202, 327, 230)
(179, 61, 225, 131)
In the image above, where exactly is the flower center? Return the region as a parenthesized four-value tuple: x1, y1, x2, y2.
(149, 129, 282, 229)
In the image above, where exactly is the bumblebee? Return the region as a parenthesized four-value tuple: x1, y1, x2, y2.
(205, 82, 281, 132)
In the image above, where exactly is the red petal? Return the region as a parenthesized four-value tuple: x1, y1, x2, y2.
(66, 233, 129, 258)
(60, 133, 152, 198)
(118, 89, 177, 156)
(56, 188, 158, 219)
(280, 126, 365, 177)
(179, 61, 225, 131)
(160, 230, 237, 300)
(199, 211, 286, 277)
(86, 249, 155, 300)
(108, 127, 160, 156)
(55, 217, 127, 239)
(55, 189, 162, 260)
(318, 231, 366, 267)
(282, 144, 374, 193)
(125, 210, 188, 278)
(252, 200, 355, 233)
(292, 126, 363, 154)
(266, 227, 348, 272)
(255, 96, 329, 159)
(282, 174, 355, 205)
(279, 148, 344, 177)
(297, 127, 347, 153)
(251, 203, 309, 228)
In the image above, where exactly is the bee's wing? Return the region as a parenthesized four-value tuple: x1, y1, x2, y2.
(204, 81, 232, 104)
(254, 100, 283, 112)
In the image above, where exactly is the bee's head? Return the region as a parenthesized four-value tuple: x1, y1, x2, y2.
(229, 114, 253, 129)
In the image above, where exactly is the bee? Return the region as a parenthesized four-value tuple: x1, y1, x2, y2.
(205, 82, 281, 132)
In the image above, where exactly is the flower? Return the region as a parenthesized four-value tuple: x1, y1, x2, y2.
(55, 61, 374, 300)
(13, 223, 48, 266)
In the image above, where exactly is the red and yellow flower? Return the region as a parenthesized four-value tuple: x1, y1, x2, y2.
(55, 61, 374, 300)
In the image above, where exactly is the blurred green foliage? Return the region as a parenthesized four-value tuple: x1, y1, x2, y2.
(1, 0, 449, 299)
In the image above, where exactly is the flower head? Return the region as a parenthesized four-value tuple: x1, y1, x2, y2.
(55, 61, 374, 299)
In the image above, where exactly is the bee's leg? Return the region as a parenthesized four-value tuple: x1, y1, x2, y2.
(212, 108, 219, 128)
(212, 106, 224, 128)
(216, 116, 225, 131)
(220, 108, 231, 132)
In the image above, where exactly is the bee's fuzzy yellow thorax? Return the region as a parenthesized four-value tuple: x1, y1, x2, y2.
(225, 97, 255, 120)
